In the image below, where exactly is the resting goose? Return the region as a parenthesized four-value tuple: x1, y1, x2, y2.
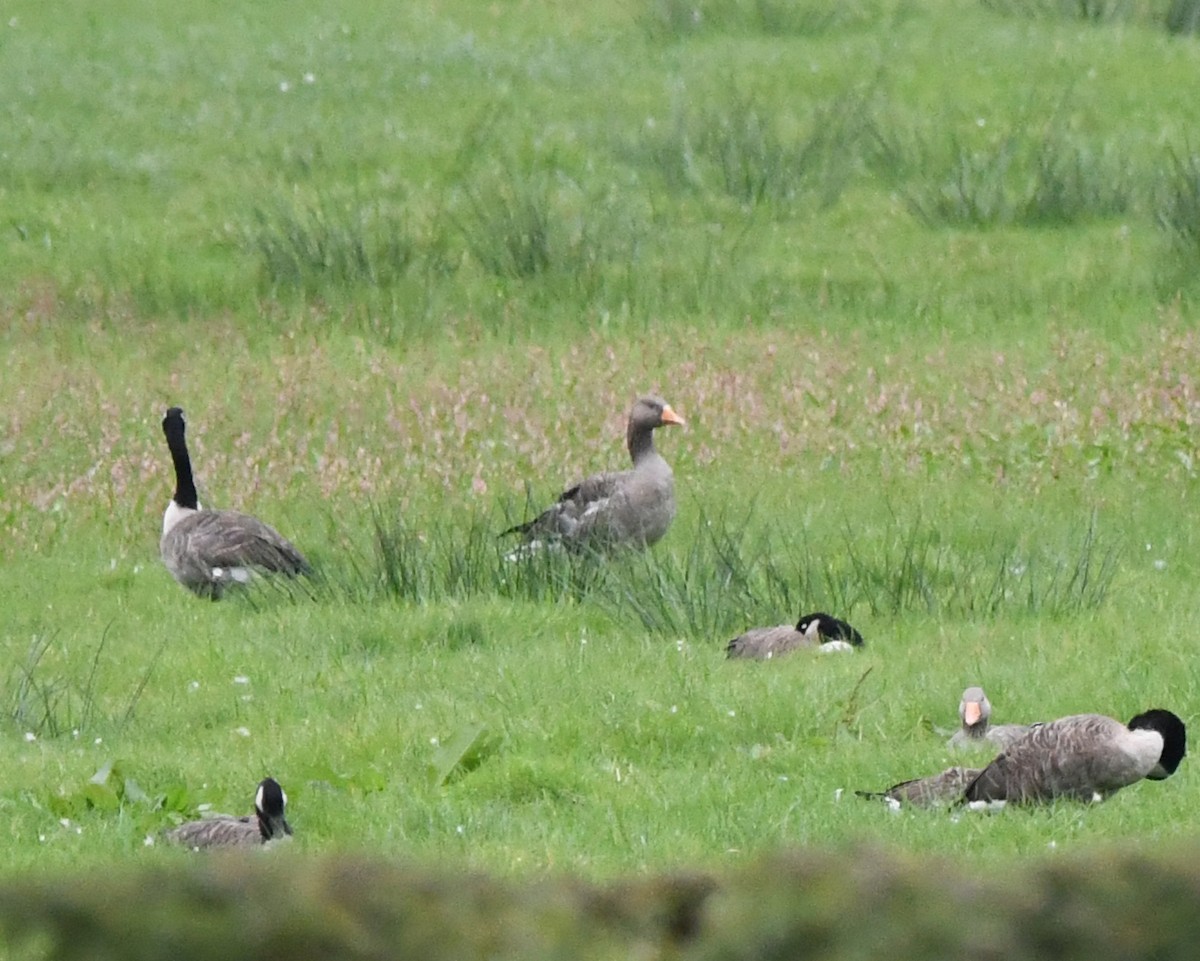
(726, 612, 864, 660)
(963, 708, 1187, 805)
(160, 407, 310, 598)
(947, 686, 1035, 752)
(856, 766, 983, 809)
(165, 777, 292, 850)
(502, 396, 684, 553)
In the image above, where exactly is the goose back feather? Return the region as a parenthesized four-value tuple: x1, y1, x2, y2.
(963, 710, 1186, 804)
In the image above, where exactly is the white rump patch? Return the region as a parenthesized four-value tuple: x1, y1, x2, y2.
(211, 566, 252, 584)
(818, 640, 854, 654)
(503, 539, 563, 563)
(967, 799, 1008, 813)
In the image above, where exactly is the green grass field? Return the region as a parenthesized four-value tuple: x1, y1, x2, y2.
(3, 0, 1200, 915)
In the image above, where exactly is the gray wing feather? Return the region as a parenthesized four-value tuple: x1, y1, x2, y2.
(858, 766, 983, 807)
(166, 814, 261, 848)
(726, 625, 814, 660)
(161, 509, 309, 596)
(949, 722, 1036, 752)
(510, 459, 674, 549)
(170, 510, 309, 572)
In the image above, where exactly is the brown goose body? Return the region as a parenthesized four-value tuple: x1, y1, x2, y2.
(947, 686, 1036, 752)
(963, 710, 1187, 805)
(503, 397, 684, 552)
(856, 766, 983, 808)
(166, 777, 292, 850)
(160, 408, 310, 599)
(726, 612, 864, 660)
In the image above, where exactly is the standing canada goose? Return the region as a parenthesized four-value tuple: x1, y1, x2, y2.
(501, 396, 684, 554)
(160, 407, 310, 598)
(963, 709, 1187, 805)
(726, 612, 864, 660)
(856, 766, 983, 809)
(947, 686, 1036, 752)
(165, 777, 292, 849)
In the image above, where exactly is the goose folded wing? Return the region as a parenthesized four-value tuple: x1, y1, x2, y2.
(727, 625, 807, 660)
(178, 511, 310, 574)
(963, 715, 1130, 804)
(543, 470, 627, 537)
(858, 766, 982, 807)
(167, 814, 258, 848)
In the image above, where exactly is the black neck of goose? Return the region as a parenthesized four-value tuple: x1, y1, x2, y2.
(627, 422, 656, 465)
(258, 812, 291, 841)
(164, 416, 199, 509)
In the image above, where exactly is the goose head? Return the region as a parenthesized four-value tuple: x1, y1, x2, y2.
(626, 397, 684, 460)
(959, 687, 993, 734)
(1127, 709, 1187, 780)
(795, 613, 865, 648)
(255, 777, 293, 841)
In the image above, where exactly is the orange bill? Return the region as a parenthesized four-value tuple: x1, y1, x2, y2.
(660, 405, 686, 426)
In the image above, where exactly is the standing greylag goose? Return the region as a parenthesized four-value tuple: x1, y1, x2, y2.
(947, 686, 1036, 752)
(165, 777, 292, 849)
(160, 407, 310, 598)
(726, 612, 864, 660)
(963, 708, 1186, 805)
(502, 396, 684, 554)
(856, 766, 983, 809)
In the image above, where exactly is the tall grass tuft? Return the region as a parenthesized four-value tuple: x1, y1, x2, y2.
(635, 88, 875, 209)
(979, 0, 1141, 24)
(841, 511, 1118, 618)
(247, 193, 418, 296)
(5, 630, 162, 738)
(448, 165, 645, 288)
(1165, 0, 1200, 32)
(595, 510, 1118, 637)
(900, 123, 1137, 228)
(363, 507, 610, 605)
(1157, 146, 1200, 262)
(333, 505, 1117, 634)
(596, 508, 773, 639)
(642, 0, 885, 38)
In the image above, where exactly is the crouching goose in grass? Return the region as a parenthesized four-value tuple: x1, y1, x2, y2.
(962, 708, 1187, 806)
(947, 686, 1036, 752)
(726, 612, 864, 660)
(501, 396, 685, 556)
(856, 766, 983, 809)
(165, 777, 292, 850)
(160, 407, 311, 599)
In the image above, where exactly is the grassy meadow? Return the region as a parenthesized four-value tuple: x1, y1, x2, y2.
(4, 0, 1200, 923)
